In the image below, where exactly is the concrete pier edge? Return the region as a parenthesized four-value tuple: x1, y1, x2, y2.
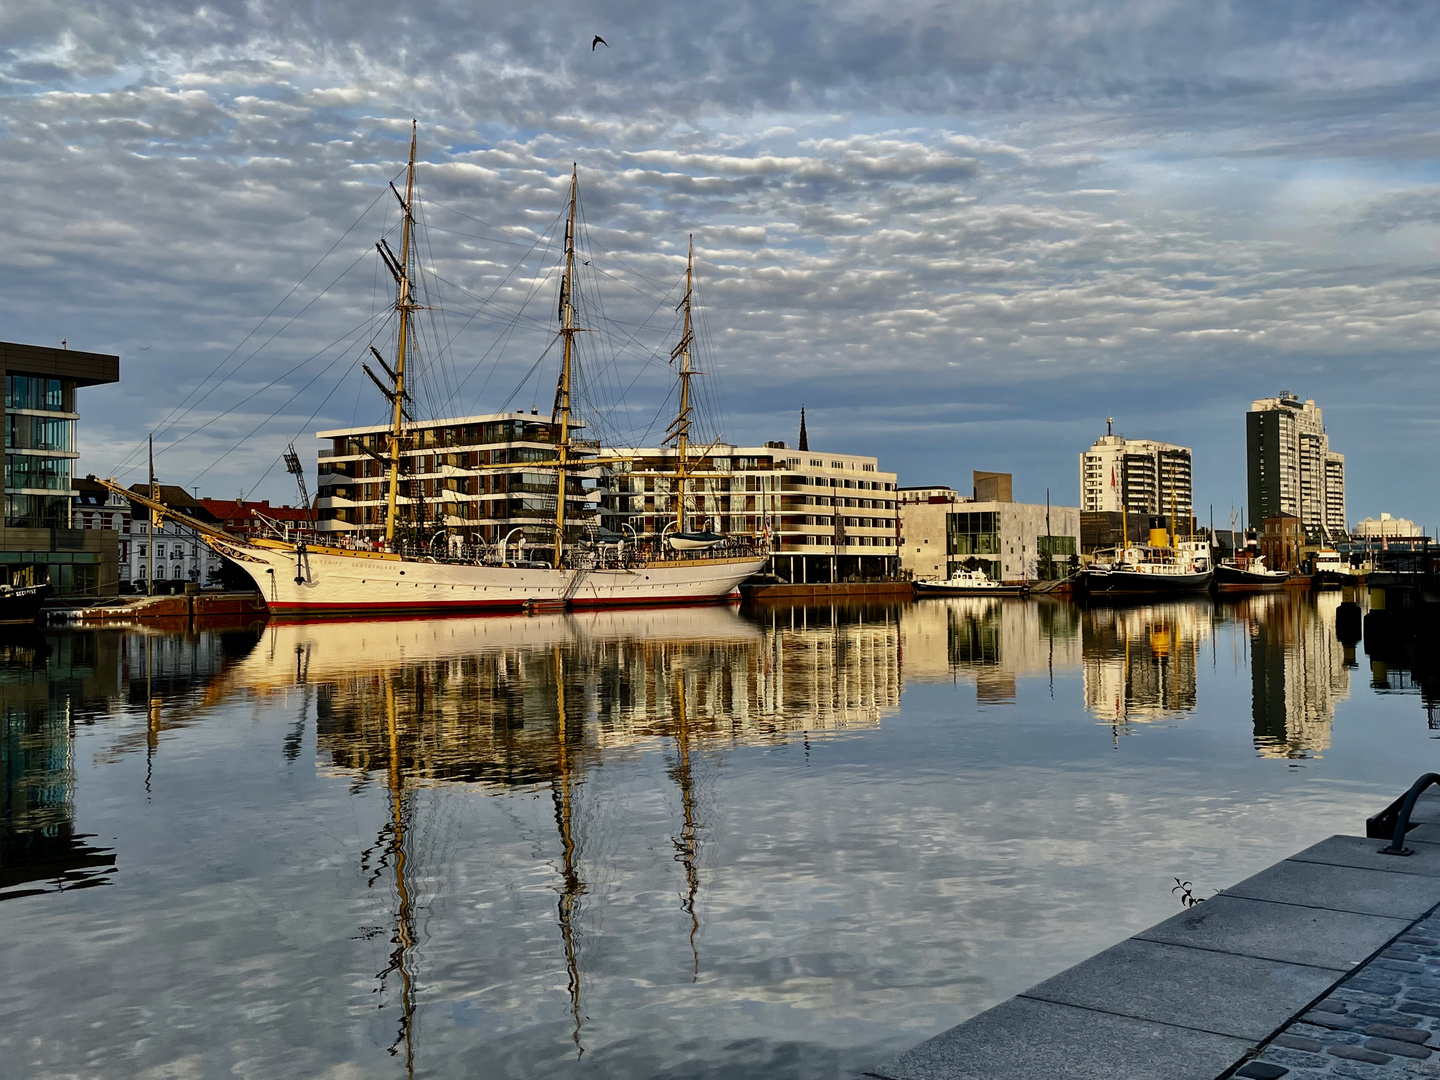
(861, 789, 1440, 1080)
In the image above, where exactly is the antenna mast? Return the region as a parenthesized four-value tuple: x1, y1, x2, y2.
(382, 122, 419, 546)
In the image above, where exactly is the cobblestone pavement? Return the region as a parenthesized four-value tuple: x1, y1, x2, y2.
(1242, 909, 1440, 1080)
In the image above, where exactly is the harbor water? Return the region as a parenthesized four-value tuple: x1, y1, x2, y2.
(1, 593, 1435, 1079)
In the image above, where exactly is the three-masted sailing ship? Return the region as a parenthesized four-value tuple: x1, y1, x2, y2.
(106, 127, 767, 616)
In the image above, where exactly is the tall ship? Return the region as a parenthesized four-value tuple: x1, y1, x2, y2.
(106, 128, 767, 615)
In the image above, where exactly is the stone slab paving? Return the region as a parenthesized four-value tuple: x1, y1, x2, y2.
(862, 792, 1440, 1080)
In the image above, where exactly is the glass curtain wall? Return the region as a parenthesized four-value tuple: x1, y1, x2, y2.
(4, 375, 76, 528)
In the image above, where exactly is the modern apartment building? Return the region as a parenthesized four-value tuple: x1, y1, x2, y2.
(3, 341, 120, 595)
(313, 411, 602, 544)
(1246, 393, 1346, 537)
(1080, 424, 1193, 524)
(601, 442, 899, 583)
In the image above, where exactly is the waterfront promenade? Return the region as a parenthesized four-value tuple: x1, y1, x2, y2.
(863, 789, 1440, 1080)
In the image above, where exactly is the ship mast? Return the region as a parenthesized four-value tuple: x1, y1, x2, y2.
(551, 167, 580, 564)
(666, 237, 696, 534)
(383, 123, 419, 546)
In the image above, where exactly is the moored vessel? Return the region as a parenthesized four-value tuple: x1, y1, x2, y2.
(1312, 549, 1364, 589)
(0, 569, 52, 625)
(914, 567, 1027, 596)
(1079, 525, 1213, 598)
(104, 128, 767, 615)
(1214, 555, 1289, 593)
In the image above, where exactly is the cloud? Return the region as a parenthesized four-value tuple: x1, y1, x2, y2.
(0, 0, 1437, 518)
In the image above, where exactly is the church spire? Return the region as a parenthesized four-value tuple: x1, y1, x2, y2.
(798, 406, 808, 451)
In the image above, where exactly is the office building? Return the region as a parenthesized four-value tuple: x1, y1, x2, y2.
(900, 474, 1078, 583)
(3, 341, 120, 595)
(1246, 392, 1346, 537)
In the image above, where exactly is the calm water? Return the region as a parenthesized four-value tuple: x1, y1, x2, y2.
(1, 593, 1436, 1079)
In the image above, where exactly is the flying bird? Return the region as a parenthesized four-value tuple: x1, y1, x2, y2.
(592, 35, 607, 50)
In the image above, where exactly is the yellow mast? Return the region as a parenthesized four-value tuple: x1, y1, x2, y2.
(552, 167, 580, 564)
(666, 237, 697, 534)
(384, 123, 419, 546)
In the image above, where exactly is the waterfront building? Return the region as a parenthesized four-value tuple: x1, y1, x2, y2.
(1260, 513, 1305, 573)
(124, 484, 223, 591)
(312, 411, 601, 544)
(73, 476, 133, 590)
(1246, 392, 1346, 538)
(2, 341, 120, 596)
(1354, 513, 1424, 541)
(601, 442, 899, 584)
(1080, 422, 1193, 524)
(900, 479, 1078, 583)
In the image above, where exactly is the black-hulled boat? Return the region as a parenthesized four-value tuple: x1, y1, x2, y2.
(1078, 540, 1214, 598)
(0, 581, 52, 625)
(1214, 556, 1289, 593)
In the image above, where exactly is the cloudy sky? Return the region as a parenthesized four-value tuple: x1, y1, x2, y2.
(3, 0, 1438, 522)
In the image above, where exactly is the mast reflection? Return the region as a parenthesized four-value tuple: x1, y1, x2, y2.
(213, 604, 902, 1066)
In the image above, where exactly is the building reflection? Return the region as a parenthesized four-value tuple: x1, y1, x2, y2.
(1082, 601, 1210, 728)
(1227, 592, 1350, 759)
(0, 629, 117, 900)
(901, 597, 1081, 703)
(206, 602, 902, 1065)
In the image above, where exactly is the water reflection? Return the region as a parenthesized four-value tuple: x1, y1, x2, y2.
(1, 630, 117, 900)
(5, 594, 1439, 1079)
(1082, 600, 1210, 727)
(203, 605, 903, 1065)
(1231, 592, 1350, 759)
(902, 597, 1081, 703)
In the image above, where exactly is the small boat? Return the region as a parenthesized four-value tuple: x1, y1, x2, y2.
(1214, 555, 1289, 593)
(667, 531, 725, 552)
(1312, 549, 1362, 589)
(914, 568, 1027, 596)
(0, 574, 52, 625)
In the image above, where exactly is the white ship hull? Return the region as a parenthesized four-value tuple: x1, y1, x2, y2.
(207, 536, 765, 616)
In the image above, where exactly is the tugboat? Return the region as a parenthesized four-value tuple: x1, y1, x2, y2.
(1079, 520, 1213, 598)
(0, 568, 52, 625)
(914, 567, 1027, 596)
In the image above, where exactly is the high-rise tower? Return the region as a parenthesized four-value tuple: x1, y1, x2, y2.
(1246, 392, 1345, 536)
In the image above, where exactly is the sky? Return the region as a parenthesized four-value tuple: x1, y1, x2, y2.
(2, 0, 1438, 524)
